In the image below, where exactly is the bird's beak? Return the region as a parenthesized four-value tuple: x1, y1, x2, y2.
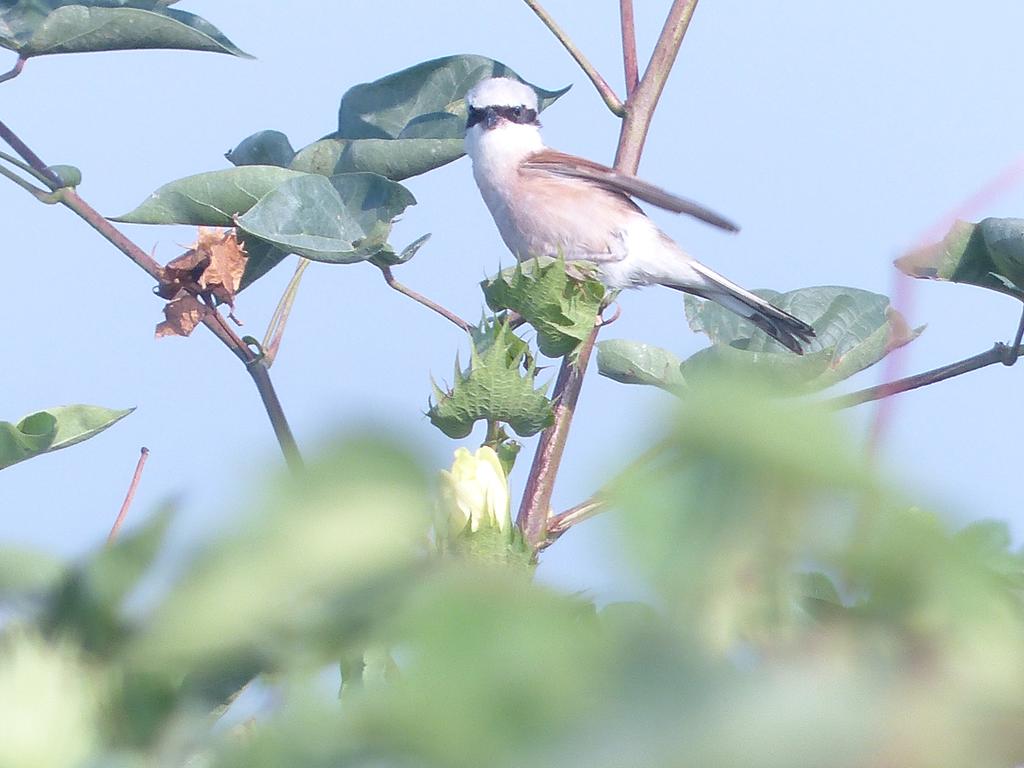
(485, 108, 500, 130)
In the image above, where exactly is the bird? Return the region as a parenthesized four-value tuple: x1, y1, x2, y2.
(462, 77, 815, 354)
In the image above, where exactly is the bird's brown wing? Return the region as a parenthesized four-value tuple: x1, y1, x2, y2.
(521, 149, 739, 233)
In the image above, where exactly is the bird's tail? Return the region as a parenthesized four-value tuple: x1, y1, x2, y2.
(666, 261, 816, 355)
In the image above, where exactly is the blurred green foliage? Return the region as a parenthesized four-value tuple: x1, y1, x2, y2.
(3, 375, 1023, 768)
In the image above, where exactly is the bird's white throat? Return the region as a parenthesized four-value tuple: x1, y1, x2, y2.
(465, 122, 545, 181)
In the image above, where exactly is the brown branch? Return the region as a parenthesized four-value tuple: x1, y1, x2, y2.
(379, 265, 472, 332)
(107, 447, 150, 544)
(0, 55, 26, 85)
(867, 157, 1024, 452)
(0, 118, 62, 188)
(829, 342, 1021, 410)
(620, 0, 639, 98)
(516, 323, 600, 545)
(615, 0, 700, 173)
(247, 360, 304, 473)
(542, 496, 609, 549)
(0, 120, 302, 471)
(56, 188, 167, 281)
(522, 0, 626, 117)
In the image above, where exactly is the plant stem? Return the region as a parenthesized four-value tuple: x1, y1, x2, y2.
(0, 118, 62, 188)
(615, 0, 699, 173)
(0, 120, 302, 470)
(522, 0, 626, 117)
(107, 447, 150, 544)
(516, 323, 600, 545)
(56, 188, 167, 280)
(0, 148, 58, 188)
(262, 257, 311, 367)
(518, 1, 702, 550)
(542, 496, 609, 549)
(829, 341, 1022, 410)
(0, 56, 26, 85)
(247, 360, 304, 473)
(379, 265, 472, 332)
(0, 160, 50, 198)
(620, 0, 639, 98)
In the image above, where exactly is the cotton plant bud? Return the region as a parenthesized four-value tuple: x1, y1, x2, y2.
(438, 446, 511, 539)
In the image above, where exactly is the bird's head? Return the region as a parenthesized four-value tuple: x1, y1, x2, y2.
(465, 77, 540, 133)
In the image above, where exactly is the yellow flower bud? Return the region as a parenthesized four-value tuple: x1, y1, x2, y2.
(438, 446, 510, 538)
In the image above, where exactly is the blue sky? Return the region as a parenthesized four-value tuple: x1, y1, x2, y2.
(4, 1, 1024, 596)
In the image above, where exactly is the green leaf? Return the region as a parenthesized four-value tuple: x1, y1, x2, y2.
(370, 232, 431, 268)
(0, 404, 132, 470)
(286, 54, 569, 181)
(43, 506, 173, 654)
(797, 571, 846, 620)
(0, 547, 65, 597)
(238, 234, 290, 292)
(0, 1, 251, 58)
(428, 321, 553, 439)
(46, 163, 81, 187)
(235, 172, 415, 264)
(112, 166, 307, 226)
(596, 339, 686, 392)
(682, 286, 922, 391)
(132, 437, 430, 670)
(482, 257, 605, 358)
(226, 130, 296, 168)
(896, 217, 1024, 300)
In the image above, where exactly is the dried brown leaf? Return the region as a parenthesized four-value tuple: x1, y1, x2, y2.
(155, 295, 210, 338)
(194, 227, 246, 305)
(155, 228, 247, 306)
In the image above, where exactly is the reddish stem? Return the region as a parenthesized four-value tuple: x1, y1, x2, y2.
(107, 447, 150, 544)
(620, 0, 639, 98)
(516, 323, 600, 544)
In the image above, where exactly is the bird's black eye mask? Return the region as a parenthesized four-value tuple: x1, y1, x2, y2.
(466, 105, 540, 130)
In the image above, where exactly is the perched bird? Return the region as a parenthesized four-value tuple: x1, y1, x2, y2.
(463, 77, 815, 354)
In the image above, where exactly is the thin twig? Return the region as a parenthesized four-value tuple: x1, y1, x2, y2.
(542, 496, 609, 548)
(247, 360, 304, 473)
(1010, 305, 1024, 358)
(522, 0, 626, 117)
(615, 0, 700, 173)
(379, 265, 472, 332)
(0, 55, 26, 85)
(0, 118, 63, 188)
(620, 0, 639, 98)
(107, 448, 150, 544)
(0, 117, 301, 470)
(262, 258, 311, 367)
(867, 156, 1024, 452)
(55, 187, 166, 280)
(0, 161, 50, 198)
(0, 148, 60, 188)
(829, 342, 1020, 410)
